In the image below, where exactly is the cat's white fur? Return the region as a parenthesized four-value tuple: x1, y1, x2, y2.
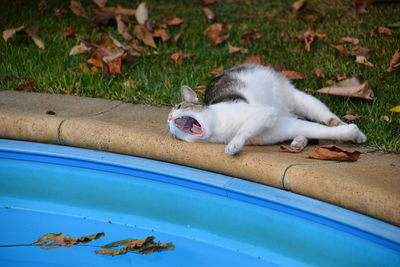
(168, 64, 366, 155)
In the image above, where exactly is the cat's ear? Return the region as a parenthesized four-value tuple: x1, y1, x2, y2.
(181, 85, 200, 103)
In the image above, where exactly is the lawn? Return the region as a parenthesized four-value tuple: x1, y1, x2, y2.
(1, 0, 399, 151)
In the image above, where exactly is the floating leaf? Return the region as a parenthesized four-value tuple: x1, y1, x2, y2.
(77, 232, 105, 244)
(34, 232, 65, 246)
(34, 232, 105, 249)
(304, 145, 361, 161)
(135, 2, 148, 24)
(70, 0, 88, 19)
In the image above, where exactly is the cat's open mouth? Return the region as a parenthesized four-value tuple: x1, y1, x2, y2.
(174, 116, 204, 136)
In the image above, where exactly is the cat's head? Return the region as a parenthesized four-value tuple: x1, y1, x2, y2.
(168, 86, 210, 142)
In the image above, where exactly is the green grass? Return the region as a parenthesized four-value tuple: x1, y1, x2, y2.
(1, 0, 399, 151)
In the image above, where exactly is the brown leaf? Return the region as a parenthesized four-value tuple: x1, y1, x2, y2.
(353, 0, 368, 14)
(355, 55, 373, 67)
(194, 85, 207, 94)
(209, 65, 224, 75)
(281, 70, 306, 80)
(134, 24, 156, 49)
(342, 114, 362, 122)
(279, 144, 301, 153)
(94, 6, 136, 24)
(116, 15, 132, 41)
(205, 23, 229, 46)
(312, 68, 325, 79)
(243, 55, 267, 66)
(273, 62, 287, 72)
(240, 29, 262, 45)
(2, 25, 25, 43)
(128, 39, 145, 52)
(69, 42, 91, 55)
(170, 51, 195, 64)
(107, 57, 122, 75)
(304, 145, 361, 161)
(164, 17, 185, 26)
(292, 0, 307, 12)
(339, 37, 359, 45)
(201, 7, 215, 20)
(92, 0, 107, 7)
(145, 20, 158, 32)
(63, 24, 74, 39)
(17, 80, 34, 89)
(330, 44, 351, 56)
(25, 28, 45, 49)
(153, 29, 171, 42)
(70, 0, 88, 19)
(386, 49, 400, 72)
(330, 44, 369, 58)
(228, 45, 248, 54)
(370, 26, 395, 38)
(293, 0, 324, 22)
(315, 78, 374, 100)
(34, 232, 65, 246)
(296, 30, 327, 52)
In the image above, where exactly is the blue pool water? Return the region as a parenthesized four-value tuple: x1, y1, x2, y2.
(0, 139, 399, 266)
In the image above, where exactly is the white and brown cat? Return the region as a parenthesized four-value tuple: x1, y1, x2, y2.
(168, 64, 366, 155)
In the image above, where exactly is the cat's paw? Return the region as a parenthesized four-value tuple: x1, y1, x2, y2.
(327, 118, 346, 126)
(290, 136, 308, 152)
(225, 138, 245, 155)
(347, 124, 367, 143)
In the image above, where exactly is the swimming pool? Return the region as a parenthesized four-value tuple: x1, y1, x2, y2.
(0, 139, 399, 266)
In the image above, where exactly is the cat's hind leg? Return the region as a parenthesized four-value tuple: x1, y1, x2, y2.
(290, 136, 308, 152)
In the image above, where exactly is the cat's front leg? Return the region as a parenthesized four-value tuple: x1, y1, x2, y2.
(225, 105, 278, 155)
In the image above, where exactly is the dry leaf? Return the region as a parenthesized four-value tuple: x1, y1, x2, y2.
(386, 50, 400, 72)
(304, 145, 361, 161)
(2, 25, 25, 43)
(116, 15, 132, 41)
(209, 65, 224, 75)
(243, 54, 267, 66)
(342, 114, 362, 122)
(339, 37, 359, 45)
(53, 8, 68, 17)
(279, 144, 301, 153)
(121, 79, 136, 88)
(381, 115, 390, 122)
(92, 0, 107, 7)
(63, 24, 74, 39)
(69, 42, 91, 55)
(330, 44, 369, 58)
(355, 55, 373, 67)
(353, 0, 368, 14)
(205, 23, 229, 46)
(296, 30, 327, 52)
(25, 28, 45, 49)
(199, 0, 217, 4)
(315, 77, 374, 100)
(228, 45, 248, 54)
(135, 2, 148, 24)
(164, 17, 185, 26)
(94, 6, 136, 24)
(134, 24, 156, 49)
(144, 20, 158, 32)
(281, 70, 306, 80)
(170, 51, 195, 64)
(153, 29, 171, 42)
(34, 232, 65, 246)
(273, 62, 287, 72)
(292, 0, 307, 12)
(201, 7, 215, 20)
(70, 0, 88, 19)
(34, 232, 104, 249)
(17, 80, 34, 89)
(370, 26, 395, 37)
(194, 85, 207, 94)
(128, 39, 145, 52)
(240, 29, 262, 45)
(293, 0, 324, 22)
(313, 68, 325, 79)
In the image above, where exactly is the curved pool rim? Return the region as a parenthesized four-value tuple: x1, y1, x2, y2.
(0, 138, 399, 253)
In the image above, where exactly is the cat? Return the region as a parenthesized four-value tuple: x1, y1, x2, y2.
(167, 64, 366, 155)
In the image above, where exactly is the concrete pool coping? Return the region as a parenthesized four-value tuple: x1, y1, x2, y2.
(1, 90, 399, 226)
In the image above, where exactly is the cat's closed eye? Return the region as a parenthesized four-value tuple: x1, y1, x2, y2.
(176, 103, 182, 109)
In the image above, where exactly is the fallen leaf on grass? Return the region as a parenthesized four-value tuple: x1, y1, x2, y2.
(240, 29, 261, 45)
(63, 24, 74, 39)
(121, 79, 136, 88)
(201, 7, 215, 20)
(17, 80, 34, 89)
(390, 106, 400, 112)
(281, 70, 306, 80)
(92, 0, 107, 7)
(205, 23, 229, 46)
(242, 54, 267, 66)
(135, 2, 148, 24)
(70, 0, 88, 19)
(116, 15, 132, 41)
(95, 236, 174, 256)
(2, 25, 25, 43)
(209, 65, 224, 75)
(279, 144, 301, 153)
(370, 26, 395, 37)
(128, 39, 145, 52)
(194, 85, 207, 94)
(134, 24, 156, 48)
(296, 30, 327, 52)
(153, 29, 170, 42)
(292, 0, 324, 22)
(273, 62, 287, 72)
(170, 51, 195, 64)
(386, 49, 400, 72)
(53, 8, 68, 17)
(94, 6, 136, 24)
(69, 42, 91, 55)
(312, 68, 325, 79)
(164, 17, 185, 26)
(304, 145, 361, 161)
(25, 28, 45, 49)
(355, 55, 373, 67)
(315, 76, 374, 100)
(342, 114, 362, 122)
(228, 45, 248, 54)
(339, 37, 359, 45)
(353, 0, 368, 14)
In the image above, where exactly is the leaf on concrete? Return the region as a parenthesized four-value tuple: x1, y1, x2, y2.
(76, 232, 105, 244)
(70, 0, 88, 19)
(279, 144, 301, 153)
(228, 45, 248, 54)
(281, 70, 306, 80)
(25, 28, 45, 49)
(315, 77, 374, 100)
(296, 30, 327, 52)
(170, 51, 195, 64)
(135, 2, 148, 24)
(201, 7, 215, 21)
(2, 25, 25, 43)
(304, 145, 361, 161)
(386, 49, 400, 72)
(63, 24, 75, 39)
(342, 114, 362, 122)
(240, 29, 262, 45)
(164, 16, 185, 26)
(205, 23, 229, 46)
